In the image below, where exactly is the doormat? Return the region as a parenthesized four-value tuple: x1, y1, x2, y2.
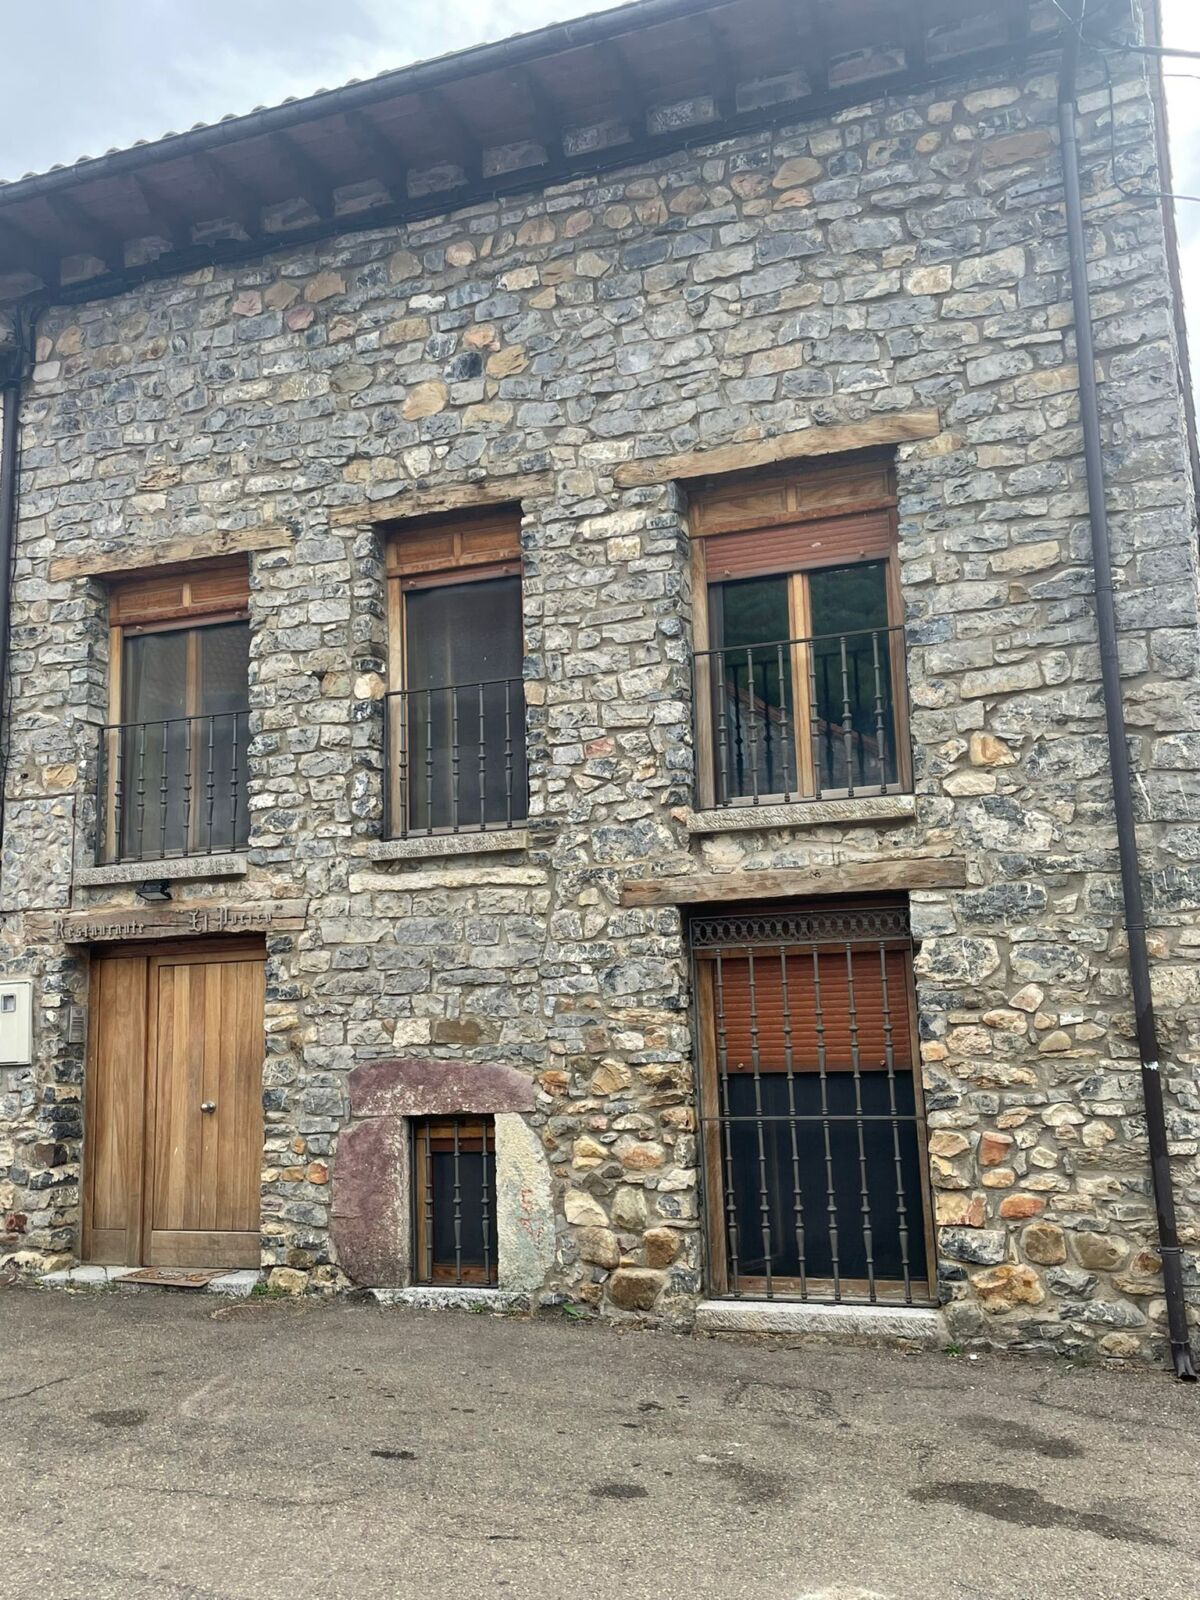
(120, 1268, 226, 1289)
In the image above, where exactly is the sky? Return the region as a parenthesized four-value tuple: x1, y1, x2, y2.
(1, 0, 1198, 366)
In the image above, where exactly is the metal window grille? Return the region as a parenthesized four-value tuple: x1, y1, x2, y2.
(382, 678, 527, 838)
(691, 901, 935, 1307)
(411, 1116, 499, 1287)
(96, 710, 250, 865)
(692, 623, 908, 806)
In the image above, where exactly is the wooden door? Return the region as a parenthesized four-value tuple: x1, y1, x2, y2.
(83, 942, 264, 1269)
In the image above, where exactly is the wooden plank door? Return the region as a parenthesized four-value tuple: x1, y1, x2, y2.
(82, 942, 264, 1269)
(145, 949, 264, 1268)
(82, 956, 149, 1264)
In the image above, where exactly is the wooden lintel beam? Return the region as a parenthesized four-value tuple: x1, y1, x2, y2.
(343, 109, 409, 203)
(329, 470, 553, 527)
(620, 857, 968, 909)
(612, 410, 942, 489)
(49, 522, 293, 582)
(424, 89, 482, 182)
(0, 213, 58, 286)
(43, 191, 124, 270)
(194, 151, 260, 236)
(270, 131, 334, 217)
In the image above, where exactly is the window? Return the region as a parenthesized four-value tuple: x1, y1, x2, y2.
(385, 510, 526, 837)
(692, 898, 934, 1307)
(99, 562, 250, 864)
(411, 1116, 498, 1286)
(690, 456, 910, 808)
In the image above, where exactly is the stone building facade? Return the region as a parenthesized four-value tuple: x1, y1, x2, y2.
(0, 0, 1197, 1364)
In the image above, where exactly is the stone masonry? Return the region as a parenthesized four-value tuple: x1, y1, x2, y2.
(1, 20, 1198, 1364)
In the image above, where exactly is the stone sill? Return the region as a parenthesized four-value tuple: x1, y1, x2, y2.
(74, 853, 250, 887)
(41, 1264, 261, 1297)
(366, 830, 529, 862)
(684, 795, 916, 834)
(371, 1286, 529, 1312)
(695, 1298, 945, 1347)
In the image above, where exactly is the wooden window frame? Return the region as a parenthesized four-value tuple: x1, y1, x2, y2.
(102, 561, 250, 864)
(410, 1114, 499, 1287)
(385, 509, 525, 837)
(692, 901, 937, 1308)
(689, 456, 912, 811)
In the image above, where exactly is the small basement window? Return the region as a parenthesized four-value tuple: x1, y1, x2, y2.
(411, 1116, 499, 1286)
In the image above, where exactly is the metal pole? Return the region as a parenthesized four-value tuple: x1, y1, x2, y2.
(1059, 4, 1196, 1379)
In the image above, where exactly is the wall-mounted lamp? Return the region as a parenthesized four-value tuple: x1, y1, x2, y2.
(136, 879, 172, 904)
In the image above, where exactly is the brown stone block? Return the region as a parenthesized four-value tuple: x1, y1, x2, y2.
(607, 1267, 665, 1312)
(644, 1227, 680, 1268)
(972, 1263, 1045, 1312)
(1021, 1222, 1067, 1265)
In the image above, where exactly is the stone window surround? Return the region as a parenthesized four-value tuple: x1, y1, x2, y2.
(330, 1057, 555, 1294)
(74, 853, 249, 887)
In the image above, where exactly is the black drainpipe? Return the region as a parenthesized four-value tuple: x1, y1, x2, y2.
(0, 307, 32, 860)
(1059, 2, 1196, 1379)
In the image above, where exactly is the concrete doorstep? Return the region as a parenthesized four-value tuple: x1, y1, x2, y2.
(40, 1265, 262, 1297)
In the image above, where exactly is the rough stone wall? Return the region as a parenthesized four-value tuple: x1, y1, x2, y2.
(1, 36, 1197, 1361)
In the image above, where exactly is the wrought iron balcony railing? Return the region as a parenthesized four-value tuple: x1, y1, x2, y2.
(692, 624, 910, 808)
(382, 677, 527, 838)
(96, 710, 250, 865)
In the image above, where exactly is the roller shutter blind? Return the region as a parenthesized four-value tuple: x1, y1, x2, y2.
(708, 944, 913, 1074)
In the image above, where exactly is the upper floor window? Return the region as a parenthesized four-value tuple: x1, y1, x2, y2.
(385, 510, 526, 837)
(690, 455, 910, 809)
(98, 561, 250, 863)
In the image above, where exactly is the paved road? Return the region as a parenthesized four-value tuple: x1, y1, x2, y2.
(1, 1286, 1196, 1600)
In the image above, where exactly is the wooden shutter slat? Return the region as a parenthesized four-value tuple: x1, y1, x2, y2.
(109, 558, 249, 626)
(387, 508, 521, 578)
(690, 456, 895, 537)
(712, 946, 912, 1073)
(703, 508, 894, 582)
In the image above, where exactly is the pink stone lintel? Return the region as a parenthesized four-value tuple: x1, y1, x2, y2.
(348, 1056, 535, 1119)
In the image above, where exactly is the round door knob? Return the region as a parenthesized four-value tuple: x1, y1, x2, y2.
(200, 1100, 216, 1113)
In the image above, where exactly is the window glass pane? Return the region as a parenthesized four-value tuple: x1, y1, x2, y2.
(122, 630, 188, 725)
(404, 576, 525, 832)
(808, 561, 898, 792)
(198, 622, 249, 714)
(116, 623, 248, 862)
(199, 622, 250, 853)
(708, 576, 796, 802)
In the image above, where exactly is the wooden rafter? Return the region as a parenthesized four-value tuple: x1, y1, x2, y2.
(342, 109, 409, 203)
(592, 38, 648, 136)
(131, 172, 192, 250)
(43, 191, 124, 269)
(422, 89, 482, 182)
(511, 67, 562, 159)
(0, 212, 57, 285)
(194, 151, 260, 236)
(269, 131, 334, 217)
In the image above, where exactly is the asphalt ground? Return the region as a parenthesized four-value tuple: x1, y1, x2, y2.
(1, 1285, 1196, 1600)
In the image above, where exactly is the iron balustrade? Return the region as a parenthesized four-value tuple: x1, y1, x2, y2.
(691, 904, 934, 1307)
(96, 709, 250, 864)
(693, 622, 908, 806)
(383, 676, 527, 838)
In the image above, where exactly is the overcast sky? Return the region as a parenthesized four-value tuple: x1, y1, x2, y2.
(1, 0, 1198, 370)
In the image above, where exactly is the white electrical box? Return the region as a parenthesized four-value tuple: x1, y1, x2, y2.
(0, 980, 33, 1065)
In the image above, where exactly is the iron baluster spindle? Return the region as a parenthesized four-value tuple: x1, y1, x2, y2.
(844, 939, 877, 1302)
(712, 951, 742, 1294)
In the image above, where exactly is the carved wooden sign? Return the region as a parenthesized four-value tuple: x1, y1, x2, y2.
(25, 899, 307, 945)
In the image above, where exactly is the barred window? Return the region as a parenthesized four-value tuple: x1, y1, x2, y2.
(411, 1116, 499, 1286)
